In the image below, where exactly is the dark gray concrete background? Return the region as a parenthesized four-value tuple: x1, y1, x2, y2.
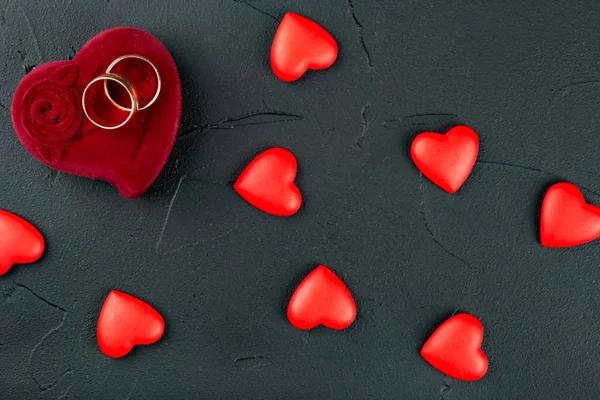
(1, 0, 600, 398)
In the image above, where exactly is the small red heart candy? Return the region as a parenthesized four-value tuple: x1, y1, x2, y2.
(234, 147, 302, 217)
(287, 265, 356, 330)
(540, 182, 600, 248)
(271, 12, 338, 82)
(97, 290, 164, 358)
(0, 210, 44, 276)
(12, 27, 182, 199)
(421, 313, 488, 381)
(411, 125, 479, 193)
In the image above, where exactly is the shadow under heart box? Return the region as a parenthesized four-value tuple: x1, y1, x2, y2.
(11, 27, 182, 199)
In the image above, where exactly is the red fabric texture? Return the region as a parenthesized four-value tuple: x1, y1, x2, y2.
(12, 27, 182, 199)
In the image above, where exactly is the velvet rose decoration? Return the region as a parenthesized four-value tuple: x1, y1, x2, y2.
(21, 65, 83, 165)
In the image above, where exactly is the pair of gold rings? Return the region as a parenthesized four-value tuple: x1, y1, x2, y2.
(82, 55, 162, 130)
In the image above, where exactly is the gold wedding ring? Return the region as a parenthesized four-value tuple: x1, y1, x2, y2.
(104, 55, 162, 111)
(82, 73, 139, 130)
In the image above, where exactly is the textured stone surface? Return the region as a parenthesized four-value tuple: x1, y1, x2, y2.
(1, 0, 600, 398)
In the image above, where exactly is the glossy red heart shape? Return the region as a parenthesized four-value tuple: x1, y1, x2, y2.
(0, 209, 44, 276)
(12, 27, 181, 199)
(421, 313, 488, 381)
(287, 265, 356, 330)
(540, 182, 600, 248)
(234, 147, 302, 216)
(271, 12, 338, 82)
(411, 125, 479, 193)
(97, 290, 164, 358)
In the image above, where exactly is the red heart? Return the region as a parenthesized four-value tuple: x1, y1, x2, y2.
(421, 313, 488, 381)
(540, 182, 600, 248)
(234, 147, 302, 216)
(12, 27, 182, 199)
(411, 125, 479, 193)
(271, 12, 338, 82)
(97, 290, 164, 358)
(287, 265, 356, 330)
(0, 210, 44, 276)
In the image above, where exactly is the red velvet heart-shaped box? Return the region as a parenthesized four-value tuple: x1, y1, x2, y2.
(12, 27, 182, 199)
